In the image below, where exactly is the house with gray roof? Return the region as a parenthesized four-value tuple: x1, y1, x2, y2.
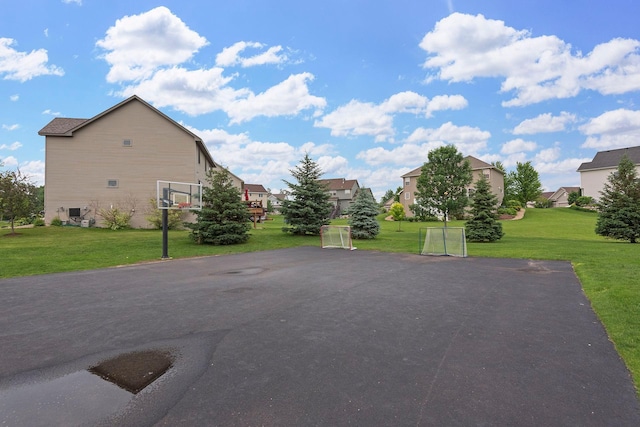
(400, 156, 504, 217)
(577, 146, 640, 202)
(39, 95, 243, 228)
(317, 178, 361, 218)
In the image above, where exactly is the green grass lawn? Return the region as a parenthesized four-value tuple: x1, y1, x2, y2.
(1, 209, 639, 395)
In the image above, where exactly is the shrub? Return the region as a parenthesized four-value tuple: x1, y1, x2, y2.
(506, 199, 522, 211)
(534, 197, 552, 208)
(50, 216, 62, 226)
(575, 196, 594, 207)
(33, 217, 45, 227)
(498, 207, 517, 216)
(145, 198, 186, 230)
(98, 207, 133, 230)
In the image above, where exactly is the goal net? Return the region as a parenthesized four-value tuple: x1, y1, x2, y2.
(420, 227, 467, 257)
(320, 225, 356, 250)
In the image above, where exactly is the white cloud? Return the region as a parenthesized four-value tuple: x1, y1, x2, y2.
(315, 91, 467, 142)
(420, 13, 640, 106)
(534, 157, 592, 176)
(9, 94, 18, 101)
(44, 28, 49, 38)
(0, 155, 18, 167)
(216, 41, 289, 67)
(501, 138, 538, 154)
(225, 73, 326, 124)
(356, 143, 444, 166)
(534, 146, 561, 162)
(2, 124, 19, 131)
(0, 142, 22, 150)
(580, 108, 640, 149)
(18, 160, 45, 185)
(42, 109, 61, 116)
(62, 0, 82, 5)
(0, 38, 64, 82)
(513, 112, 577, 134)
(96, 6, 208, 83)
(406, 121, 490, 155)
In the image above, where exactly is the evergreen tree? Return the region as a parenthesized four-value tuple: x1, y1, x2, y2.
(281, 154, 332, 235)
(188, 168, 250, 245)
(595, 155, 640, 243)
(348, 188, 380, 239)
(415, 145, 472, 226)
(465, 175, 504, 242)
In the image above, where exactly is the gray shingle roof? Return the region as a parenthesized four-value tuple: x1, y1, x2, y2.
(38, 118, 88, 136)
(245, 184, 267, 193)
(577, 146, 640, 171)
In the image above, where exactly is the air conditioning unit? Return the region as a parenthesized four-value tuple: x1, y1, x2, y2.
(81, 220, 90, 228)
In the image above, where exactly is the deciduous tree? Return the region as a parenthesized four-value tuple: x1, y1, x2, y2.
(415, 145, 472, 226)
(0, 169, 36, 234)
(509, 161, 542, 206)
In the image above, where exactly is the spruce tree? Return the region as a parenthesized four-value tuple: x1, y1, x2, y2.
(465, 175, 504, 242)
(188, 168, 250, 245)
(281, 154, 332, 235)
(348, 188, 380, 239)
(595, 155, 640, 243)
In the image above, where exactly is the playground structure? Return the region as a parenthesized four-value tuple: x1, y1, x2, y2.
(246, 200, 266, 228)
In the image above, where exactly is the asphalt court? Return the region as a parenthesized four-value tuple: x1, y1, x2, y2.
(0, 247, 638, 426)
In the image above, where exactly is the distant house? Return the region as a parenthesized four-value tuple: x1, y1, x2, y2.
(400, 156, 504, 217)
(577, 146, 640, 202)
(268, 193, 287, 213)
(39, 95, 243, 228)
(547, 186, 581, 207)
(317, 178, 361, 218)
(243, 184, 268, 206)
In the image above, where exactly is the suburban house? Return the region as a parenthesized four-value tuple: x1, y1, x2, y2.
(318, 178, 361, 218)
(546, 186, 581, 207)
(577, 145, 640, 202)
(268, 193, 287, 213)
(39, 95, 243, 228)
(400, 156, 504, 217)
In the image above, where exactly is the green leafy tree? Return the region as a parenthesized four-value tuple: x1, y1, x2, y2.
(389, 201, 406, 231)
(348, 189, 380, 239)
(465, 175, 504, 242)
(189, 168, 250, 245)
(595, 155, 640, 243)
(281, 154, 332, 235)
(0, 169, 37, 234)
(415, 145, 472, 226)
(568, 191, 580, 205)
(380, 189, 396, 208)
(509, 161, 542, 206)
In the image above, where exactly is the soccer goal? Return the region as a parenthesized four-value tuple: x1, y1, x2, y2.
(420, 227, 467, 257)
(320, 225, 356, 250)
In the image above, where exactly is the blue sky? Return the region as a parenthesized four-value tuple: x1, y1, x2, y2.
(1, 0, 640, 200)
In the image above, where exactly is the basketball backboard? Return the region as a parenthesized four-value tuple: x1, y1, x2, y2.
(156, 180, 203, 210)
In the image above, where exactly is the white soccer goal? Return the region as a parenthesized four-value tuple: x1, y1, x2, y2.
(420, 227, 467, 257)
(320, 225, 356, 250)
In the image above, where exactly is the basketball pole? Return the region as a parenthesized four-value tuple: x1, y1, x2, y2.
(162, 187, 169, 259)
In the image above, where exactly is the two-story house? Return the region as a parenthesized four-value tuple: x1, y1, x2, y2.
(39, 95, 243, 228)
(400, 156, 504, 217)
(317, 178, 360, 218)
(577, 146, 640, 202)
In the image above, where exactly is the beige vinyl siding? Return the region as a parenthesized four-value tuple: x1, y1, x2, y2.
(45, 100, 200, 228)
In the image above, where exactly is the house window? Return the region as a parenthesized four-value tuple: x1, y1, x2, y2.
(344, 189, 350, 195)
(405, 192, 410, 200)
(122, 139, 132, 147)
(405, 177, 410, 186)
(107, 179, 119, 188)
(198, 149, 201, 164)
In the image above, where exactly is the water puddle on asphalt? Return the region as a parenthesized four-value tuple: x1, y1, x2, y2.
(0, 350, 172, 426)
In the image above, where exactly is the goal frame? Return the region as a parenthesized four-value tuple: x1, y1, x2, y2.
(419, 227, 467, 257)
(320, 225, 356, 250)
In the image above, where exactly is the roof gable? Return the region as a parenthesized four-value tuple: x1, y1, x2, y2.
(245, 184, 267, 193)
(318, 178, 359, 191)
(578, 146, 640, 171)
(38, 95, 201, 141)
